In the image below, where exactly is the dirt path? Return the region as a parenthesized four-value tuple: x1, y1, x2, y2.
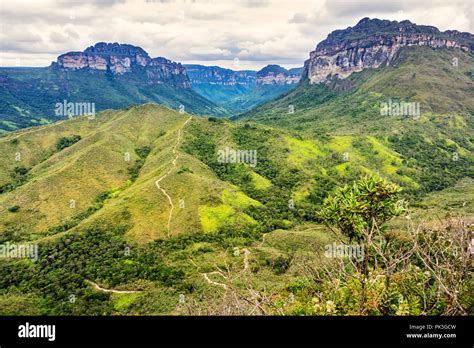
(202, 272, 228, 290)
(242, 248, 251, 272)
(85, 279, 141, 294)
(200, 248, 252, 290)
(154, 116, 193, 236)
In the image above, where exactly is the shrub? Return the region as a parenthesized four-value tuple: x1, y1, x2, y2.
(8, 205, 20, 213)
(56, 135, 81, 151)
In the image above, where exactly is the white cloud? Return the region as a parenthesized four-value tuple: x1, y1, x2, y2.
(0, 0, 472, 69)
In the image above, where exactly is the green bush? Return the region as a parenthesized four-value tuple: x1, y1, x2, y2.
(56, 135, 81, 151)
(7, 205, 20, 213)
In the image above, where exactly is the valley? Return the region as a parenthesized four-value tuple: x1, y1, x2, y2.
(0, 17, 472, 317)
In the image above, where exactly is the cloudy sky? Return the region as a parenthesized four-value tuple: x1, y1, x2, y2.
(0, 0, 472, 70)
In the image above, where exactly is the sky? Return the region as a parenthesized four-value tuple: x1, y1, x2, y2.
(0, 0, 472, 70)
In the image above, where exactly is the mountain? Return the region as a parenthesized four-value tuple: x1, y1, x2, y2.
(304, 17, 473, 84)
(184, 64, 256, 109)
(55, 42, 191, 88)
(0, 43, 227, 134)
(184, 64, 302, 113)
(256, 65, 303, 85)
(240, 18, 474, 127)
(0, 18, 472, 316)
(239, 18, 474, 194)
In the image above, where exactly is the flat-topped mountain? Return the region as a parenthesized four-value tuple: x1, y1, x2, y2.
(0, 43, 227, 133)
(185, 64, 256, 86)
(54, 42, 191, 88)
(304, 17, 474, 84)
(256, 65, 302, 85)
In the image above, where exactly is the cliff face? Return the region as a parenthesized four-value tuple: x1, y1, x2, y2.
(304, 18, 474, 84)
(256, 65, 302, 85)
(184, 65, 256, 86)
(54, 42, 191, 88)
(185, 64, 303, 87)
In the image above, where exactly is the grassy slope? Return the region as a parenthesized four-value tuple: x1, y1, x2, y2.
(0, 108, 472, 315)
(240, 47, 474, 134)
(0, 105, 265, 243)
(2, 95, 470, 243)
(238, 47, 474, 195)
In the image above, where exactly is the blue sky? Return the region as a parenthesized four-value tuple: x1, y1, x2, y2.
(0, 0, 472, 70)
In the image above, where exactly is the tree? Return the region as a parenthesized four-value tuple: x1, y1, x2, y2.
(319, 175, 406, 313)
(319, 175, 405, 242)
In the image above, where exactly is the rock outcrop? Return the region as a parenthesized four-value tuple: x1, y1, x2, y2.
(256, 65, 302, 86)
(54, 42, 191, 88)
(303, 18, 474, 84)
(185, 64, 303, 87)
(184, 64, 256, 86)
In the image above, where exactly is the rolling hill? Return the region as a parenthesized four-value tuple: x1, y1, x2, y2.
(0, 18, 472, 316)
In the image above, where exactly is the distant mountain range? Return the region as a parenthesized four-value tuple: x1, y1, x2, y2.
(0, 17, 472, 316)
(0, 43, 302, 133)
(185, 64, 303, 113)
(0, 42, 230, 133)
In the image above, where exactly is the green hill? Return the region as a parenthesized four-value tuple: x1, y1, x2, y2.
(238, 47, 474, 194)
(0, 102, 472, 316)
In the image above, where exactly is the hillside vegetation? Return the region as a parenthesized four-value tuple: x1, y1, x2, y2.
(239, 47, 474, 194)
(0, 67, 228, 134)
(0, 102, 472, 315)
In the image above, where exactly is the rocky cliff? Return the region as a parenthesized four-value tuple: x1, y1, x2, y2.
(54, 42, 191, 88)
(184, 64, 256, 86)
(185, 64, 302, 87)
(256, 65, 302, 85)
(303, 18, 474, 84)
(183, 64, 302, 113)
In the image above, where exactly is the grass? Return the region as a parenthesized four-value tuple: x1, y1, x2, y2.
(199, 189, 260, 233)
(250, 171, 272, 190)
(221, 188, 262, 209)
(112, 293, 143, 312)
(285, 136, 322, 165)
(199, 204, 236, 233)
(328, 136, 353, 153)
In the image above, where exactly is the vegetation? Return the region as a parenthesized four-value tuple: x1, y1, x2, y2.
(128, 145, 152, 182)
(0, 66, 228, 133)
(0, 42, 472, 316)
(56, 135, 82, 151)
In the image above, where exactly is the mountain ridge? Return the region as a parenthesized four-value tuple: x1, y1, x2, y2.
(303, 17, 474, 84)
(0, 43, 228, 133)
(54, 42, 191, 89)
(184, 63, 303, 113)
